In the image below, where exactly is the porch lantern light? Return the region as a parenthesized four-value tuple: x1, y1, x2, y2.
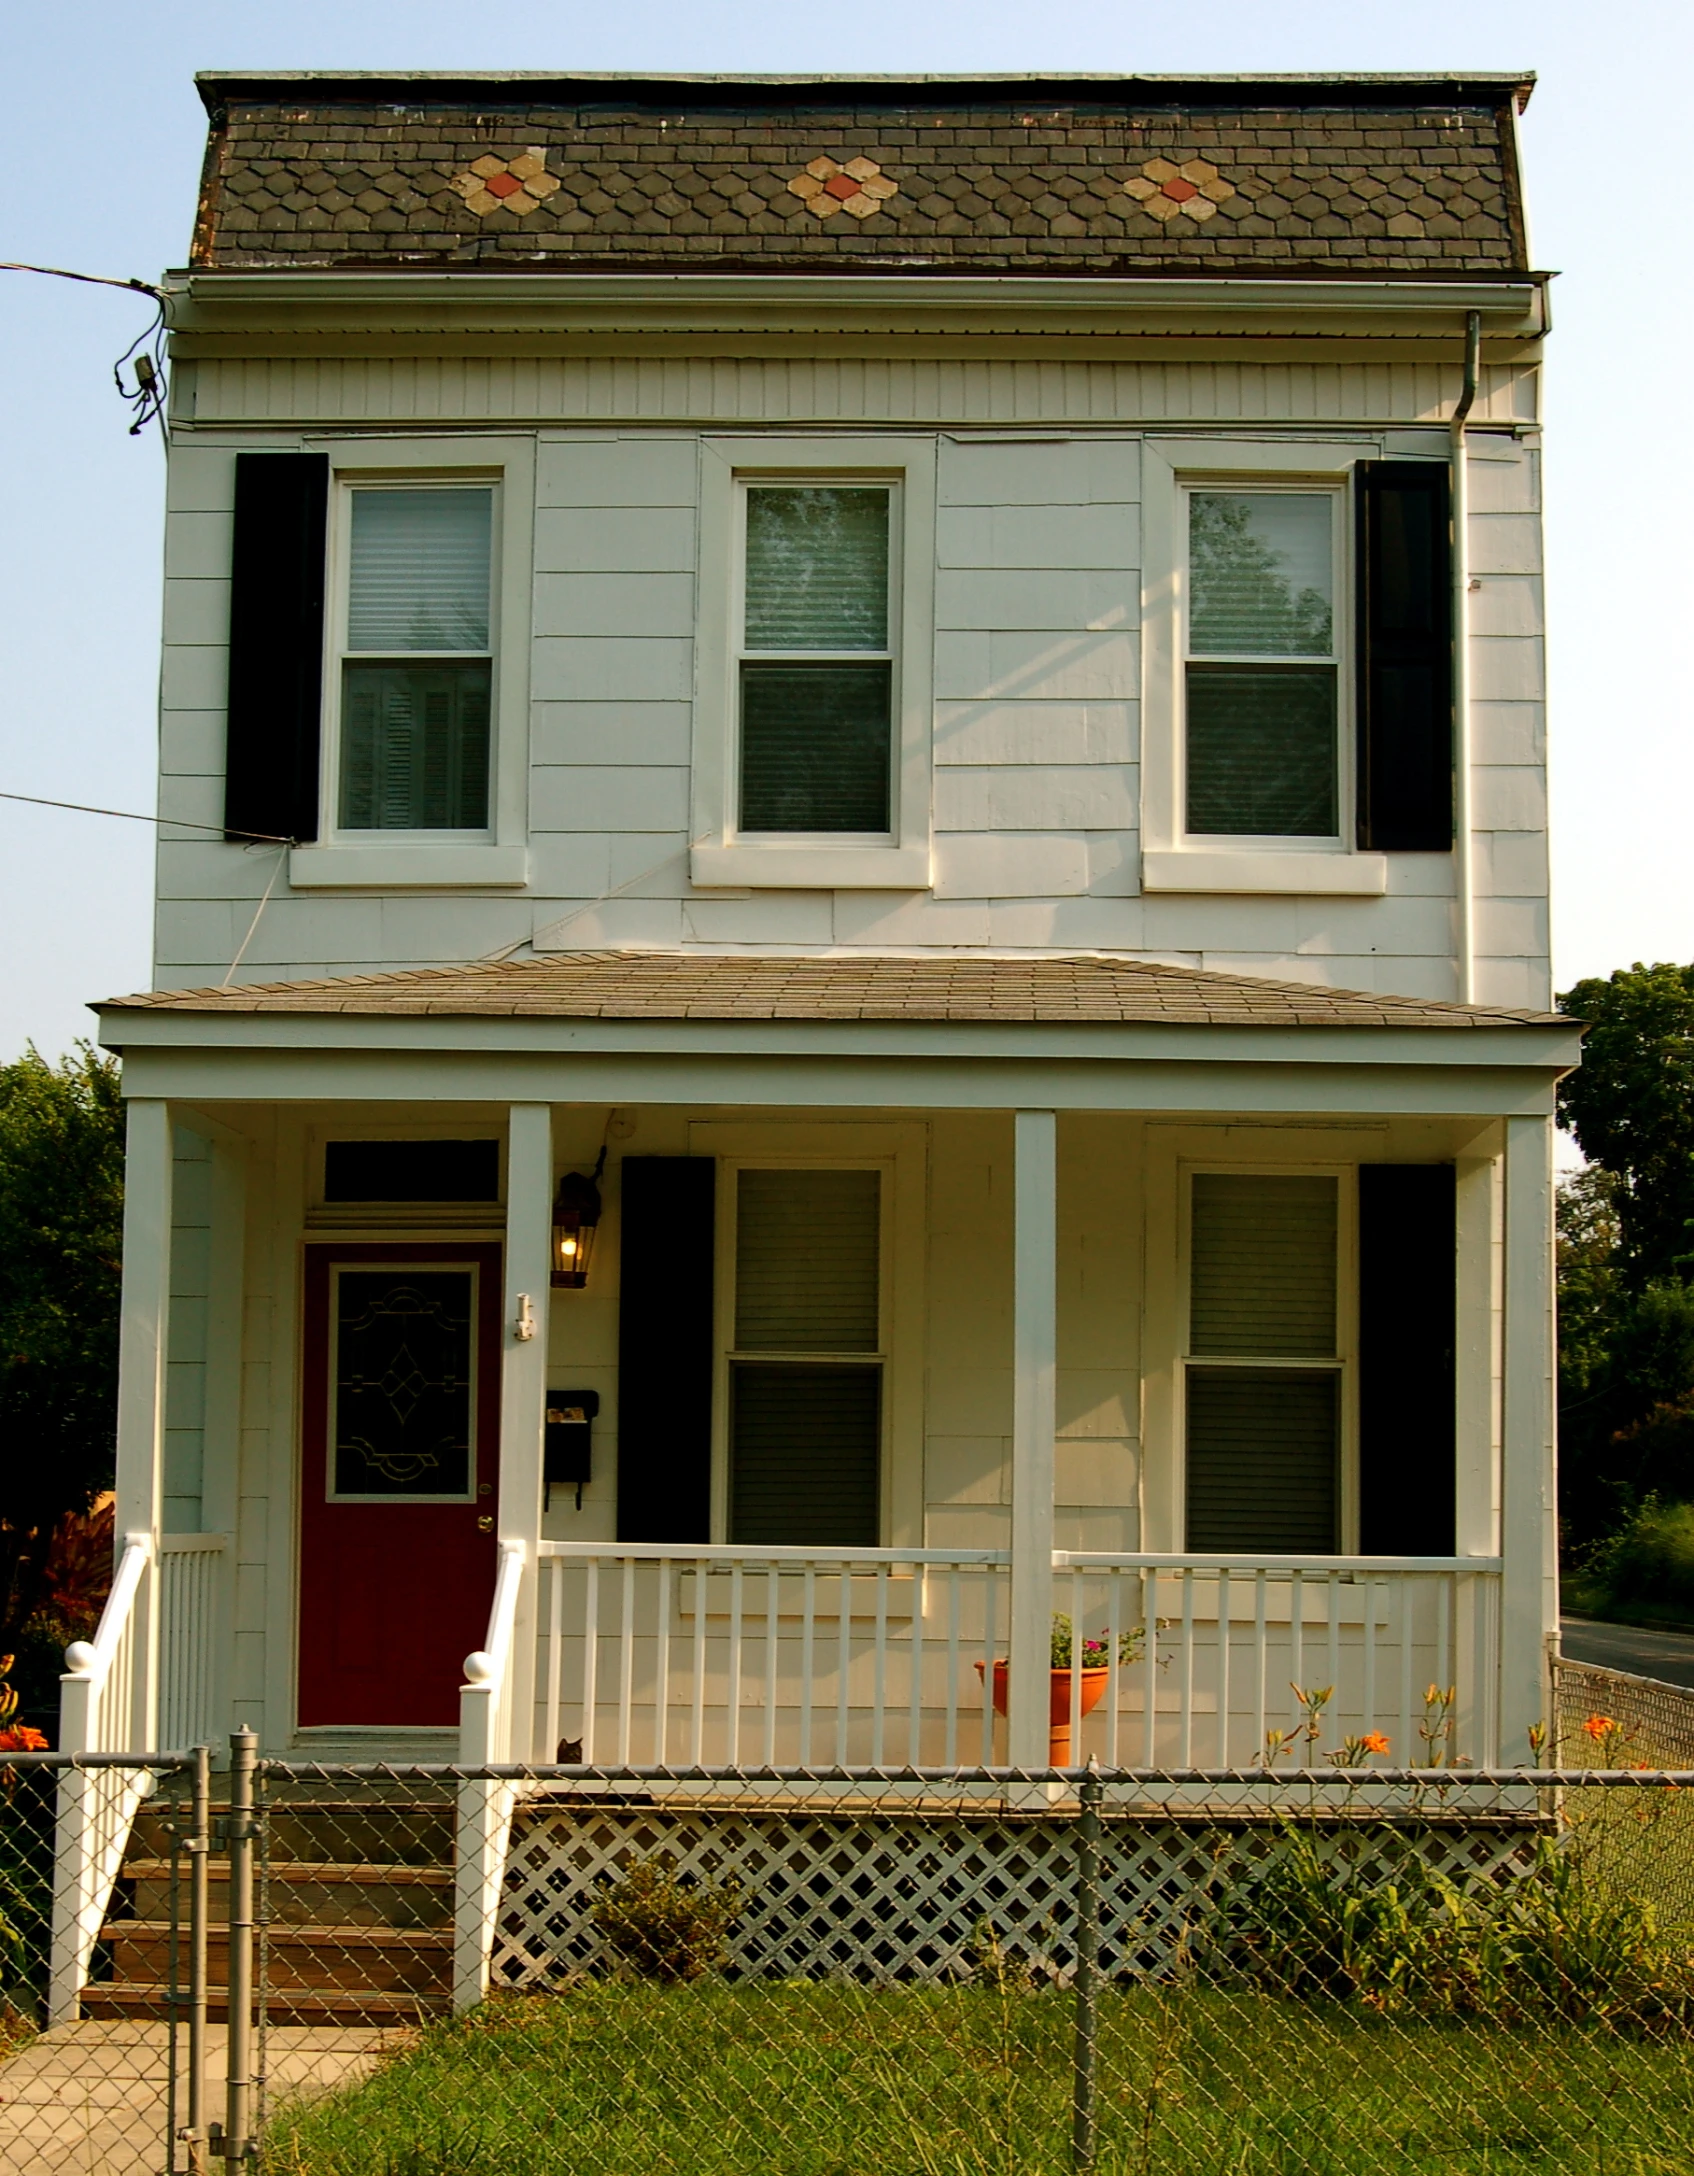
(550, 1155, 605, 1289)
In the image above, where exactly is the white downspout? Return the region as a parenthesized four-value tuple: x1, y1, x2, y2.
(1452, 310, 1481, 1003)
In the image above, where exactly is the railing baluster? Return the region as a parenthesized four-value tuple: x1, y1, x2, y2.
(944, 1565, 962, 1768)
(1253, 1569, 1268, 1760)
(1216, 1567, 1231, 1768)
(906, 1557, 925, 1767)
(1179, 1568, 1195, 1768)
(1362, 1573, 1378, 1746)
(1290, 1568, 1305, 1743)
(1106, 1570, 1122, 1767)
(545, 1557, 563, 1761)
(1436, 1572, 1451, 1721)
(581, 1556, 600, 1762)
(728, 1562, 744, 1769)
(836, 1564, 852, 1768)
(691, 1560, 707, 1765)
(764, 1565, 780, 1769)
(1069, 1565, 1084, 1762)
(872, 1562, 889, 1768)
(1397, 1573, 1414, 1762)
(617, 1557, 636, 1768)
(656, 1558, 672, 1769)
(1326, 1571, 1341, 1748)
(980, 1564, 998, 1765)
(800, 1563, 817, 1769)
(1141, 1572, 1158, 1767)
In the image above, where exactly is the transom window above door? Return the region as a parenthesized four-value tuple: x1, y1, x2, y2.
(1184, 489, 1342, 840)
(338, 485, 495, 833)
(738, 485, 895, 836)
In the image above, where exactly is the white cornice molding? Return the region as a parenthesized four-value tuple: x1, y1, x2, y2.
(165, 270, 1549, 349)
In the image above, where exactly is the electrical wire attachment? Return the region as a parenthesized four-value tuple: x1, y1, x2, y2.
(3, 261, 169, 443)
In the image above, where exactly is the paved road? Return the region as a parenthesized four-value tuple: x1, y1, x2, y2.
(1561, 1615, 1694, 1689)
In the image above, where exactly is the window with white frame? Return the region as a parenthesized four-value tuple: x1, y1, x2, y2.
(727, 1167, 884, 1546)
(336, 484, 496, 833)
(737, 484, 896, 836)
(1183, 1172, 1346, 1552)
(1183, 487, 1344, 840)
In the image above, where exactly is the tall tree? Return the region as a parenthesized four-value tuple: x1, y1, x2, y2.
(1558, 962, 1694, 1285)
(0, 1047, 124, 1649)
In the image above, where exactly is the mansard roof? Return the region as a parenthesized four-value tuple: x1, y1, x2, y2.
(188, 71, 1534, 280)
(103, 951, 1561, 1031)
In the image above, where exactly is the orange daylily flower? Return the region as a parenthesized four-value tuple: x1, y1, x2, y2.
(1360, 1732, 1391, 1757)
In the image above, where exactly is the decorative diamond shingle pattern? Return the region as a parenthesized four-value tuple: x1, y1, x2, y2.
(191, 79, 1528, 274)
(101, 952, 1564, 1030)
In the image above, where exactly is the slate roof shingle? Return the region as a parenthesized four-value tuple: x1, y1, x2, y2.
(189, 72, 1534, 278)
(101, 952, 1567, 1031)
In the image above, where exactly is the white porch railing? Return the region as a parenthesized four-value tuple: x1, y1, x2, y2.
(455, 1539, 527, 2012)
(158, 1532, 229, 1750)
(50, 1531, 157, 2024)
(532, 1544, 1012, 1768)
(1052, 1553, 1505, 1771)
(525, 1544, 1504, 1774)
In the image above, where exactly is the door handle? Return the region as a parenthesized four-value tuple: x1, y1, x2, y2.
(477, 1515, 494, 1533)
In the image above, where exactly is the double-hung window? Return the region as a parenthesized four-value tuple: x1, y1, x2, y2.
(728, 1168, 884, 1547)
(1183, 1172, 1347, 1553)
(1184, 489, 1342, 840)
(337, 485, 495, 833)
(738, 486, 894, 836)
(690, 437, 936, 890)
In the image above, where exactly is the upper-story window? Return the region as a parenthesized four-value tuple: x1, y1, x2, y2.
(337, 485, 495, 833)
(689, 435, 936, 892)
(1184, 488, 1342, 841)
(738, 485, 894, 836)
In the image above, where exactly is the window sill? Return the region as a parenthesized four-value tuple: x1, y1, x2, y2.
(289, 843, 531, 891)
(691, 842, 932, 891)
(1142, 849, 1387, 897)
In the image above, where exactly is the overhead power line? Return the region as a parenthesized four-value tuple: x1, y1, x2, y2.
(0, 790, 292, 846)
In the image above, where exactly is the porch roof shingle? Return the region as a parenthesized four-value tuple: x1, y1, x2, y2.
(100, 953, 1564, 1031)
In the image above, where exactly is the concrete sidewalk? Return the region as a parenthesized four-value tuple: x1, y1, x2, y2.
(0, 2018, 403, 2174)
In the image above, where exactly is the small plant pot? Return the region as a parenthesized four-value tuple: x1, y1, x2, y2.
(975, 1660, 1110, 1767)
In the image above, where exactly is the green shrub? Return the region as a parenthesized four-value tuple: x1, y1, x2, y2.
(1571, 1495, 1694, 1623)
(592, 1855, 741, 1982)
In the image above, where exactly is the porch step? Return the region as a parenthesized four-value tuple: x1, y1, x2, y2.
(76, 1980, 448, 2026)
(97, 1920, 453, 1996)
(122, 1859, 453, 1927)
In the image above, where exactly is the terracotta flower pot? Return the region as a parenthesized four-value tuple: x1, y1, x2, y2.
(975, 1659, 1111, 1766)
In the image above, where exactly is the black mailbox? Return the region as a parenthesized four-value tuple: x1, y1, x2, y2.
(544, 1389, 600, 1510)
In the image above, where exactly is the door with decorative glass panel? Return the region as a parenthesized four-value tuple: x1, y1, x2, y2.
(297, 1244, 501, 1727)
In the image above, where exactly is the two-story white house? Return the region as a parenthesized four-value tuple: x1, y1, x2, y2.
(59, 66, 1578, 2011)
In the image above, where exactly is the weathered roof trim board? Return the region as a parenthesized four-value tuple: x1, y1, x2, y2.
(195, 71, 1536, 110)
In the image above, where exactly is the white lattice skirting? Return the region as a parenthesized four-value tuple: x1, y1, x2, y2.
(492, 1797, 1543, 1988)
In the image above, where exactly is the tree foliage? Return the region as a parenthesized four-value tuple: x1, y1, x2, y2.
(0, 1046, 124, 1649)
(1557, 966, 1694, 1552)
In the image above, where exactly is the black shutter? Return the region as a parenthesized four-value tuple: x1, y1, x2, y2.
(1357, 1165, 1457, 1556)
(1355, 462, 1453, 852)
(616, 1158, 715, 1544)
(225, 452, 329, 843)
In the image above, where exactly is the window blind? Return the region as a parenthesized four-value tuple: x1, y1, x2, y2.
(1189, 493, 1334, 657)
(348, 488, 492, 654)
(730, 1363, 880, 1547)
(739, 663, 892, 833)
(1185, 666, 1338, 836)
(1186, 1367, 1339, 1551)
(339, 664, 490, 831)
(736, 1169, 880, 1352)
(1189, 1174, 1338, 1357)
(745, 487, 889, 651)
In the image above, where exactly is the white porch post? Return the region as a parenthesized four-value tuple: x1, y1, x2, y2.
(1499, 1112, 1556, 1760)
(1008, 1110, 1057, 1769)
(114, 1097, 174, 1746)
(496, 1103, 554, 1758)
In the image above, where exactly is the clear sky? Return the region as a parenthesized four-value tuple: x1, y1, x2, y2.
(2, 0, 1686, 1061)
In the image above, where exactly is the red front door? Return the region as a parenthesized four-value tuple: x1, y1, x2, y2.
(297, 1243, 501, 1728)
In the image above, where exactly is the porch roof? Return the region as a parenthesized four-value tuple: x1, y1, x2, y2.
(103, 951, 1562, 1031)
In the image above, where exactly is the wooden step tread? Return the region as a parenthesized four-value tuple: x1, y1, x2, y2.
(79, 1982, 447, 2019)
(101, 1920, 452, 1949)
(123, 1859, 452, 1885)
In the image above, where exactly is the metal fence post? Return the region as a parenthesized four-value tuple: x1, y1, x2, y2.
(183, 1744, 211, 2175)
(1072, 1760, 1102, 2174)
(220, 1727, 257, 2169)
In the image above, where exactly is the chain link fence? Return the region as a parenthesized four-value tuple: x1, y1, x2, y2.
(11, 1736, 1694, 2173)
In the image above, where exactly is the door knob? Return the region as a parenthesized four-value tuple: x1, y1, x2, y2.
(477, 1515, 494, 1533)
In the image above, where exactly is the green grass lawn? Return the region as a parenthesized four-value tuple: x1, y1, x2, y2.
(265, 1981, 1694, 2175)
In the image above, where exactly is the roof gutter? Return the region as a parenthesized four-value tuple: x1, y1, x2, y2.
(1453, 310, 1481, 1003)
